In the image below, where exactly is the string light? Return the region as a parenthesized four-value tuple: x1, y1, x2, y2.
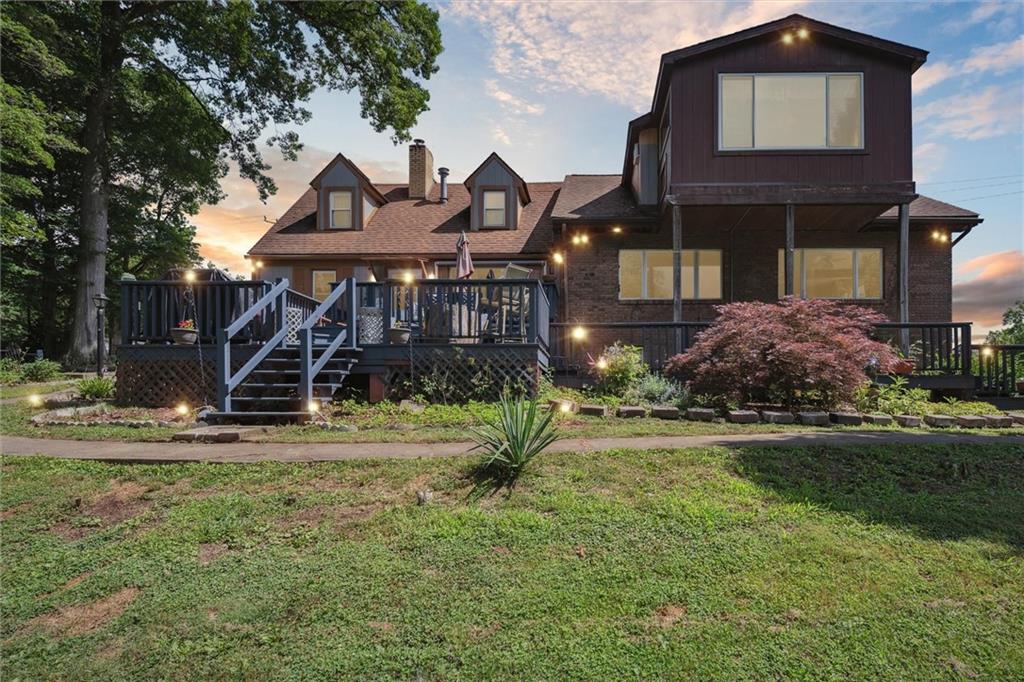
(552, 252, 564, 265)
(176, 403, 190, 416)
(571, 326, 587, 341)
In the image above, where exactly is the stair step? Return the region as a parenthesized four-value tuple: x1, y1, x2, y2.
(251, 369, 351, 377)
(240, 383, 343, 390)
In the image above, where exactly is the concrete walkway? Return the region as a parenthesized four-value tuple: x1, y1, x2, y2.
(2, 431, 1022, 464)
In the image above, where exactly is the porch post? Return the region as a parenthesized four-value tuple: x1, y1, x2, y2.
(672, 203, 683, 353)
(784, 204, 795, 297)
(897, 202, 910, 354)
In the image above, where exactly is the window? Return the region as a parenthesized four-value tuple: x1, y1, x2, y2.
(719, 73, 863, 150)
(482, 190, 507, 227)
(312, 270, 336, 301)
(777, 248, 881, 299)
(619, 249, 722, 300)
(329, 190, 353, 229)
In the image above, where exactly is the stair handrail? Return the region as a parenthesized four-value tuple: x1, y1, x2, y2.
(216, 278, 291, 412)
(298, 277, 358, 408)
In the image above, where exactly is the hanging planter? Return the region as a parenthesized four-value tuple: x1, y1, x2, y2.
(171, 319, 198, 345)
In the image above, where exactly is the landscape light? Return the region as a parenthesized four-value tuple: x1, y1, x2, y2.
(28, 394, 42, 407)
(307, 400, 320, 413)
(184, 270, 197, 283)
(560, 402, 573, 414)
(611, 226, 623, 234)
(552, 251, 564, 265)
(571, 326, 587, 341)
(176, 403, 190, 416)
(981, 347, 993, 357)
(596, 357, 608, 370)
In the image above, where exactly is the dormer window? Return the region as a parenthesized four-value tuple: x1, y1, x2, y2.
(482, 190, 507, 227)
(329, 190, 353, 229)
(719, 73, 863, 150)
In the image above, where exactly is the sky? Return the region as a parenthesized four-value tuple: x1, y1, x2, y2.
(192, 0, 1024, 337)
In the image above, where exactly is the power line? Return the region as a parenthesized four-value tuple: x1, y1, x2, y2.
(953, 190, 1024, 202)
(919, 173, 1023, 186)
(938, 180, 1024, 194)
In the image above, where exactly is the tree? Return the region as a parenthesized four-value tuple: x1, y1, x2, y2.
(986, 300, 1024, 345)
(7, 1, 442, 366)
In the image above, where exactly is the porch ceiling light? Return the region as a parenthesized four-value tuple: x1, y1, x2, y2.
(571, 326, 587, 341)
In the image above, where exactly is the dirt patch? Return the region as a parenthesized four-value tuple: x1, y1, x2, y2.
(946, 657, 978, 678)
(26, 587, 140, 637)
(469, 622, 501, 640)
(198, 543, 229, 566)
(368, 620, 394, 632)
(62, 571, 94, 591)
(925, 598, 966, 609)
(1, 502, 31, 521)
(279, 502, 384, 533)
(51, 480, 153, 540)
(653, 604, 687, 628)
(94, 638, 124, 660)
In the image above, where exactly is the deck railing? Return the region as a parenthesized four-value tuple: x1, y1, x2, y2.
(355, 279, 550, 347)
(549, 321, 711, 372)
(298, 278, 358, 406)
(974, 344, 1024, 396)
(120, 280, 271, 344)
(871, 322, 972, 376)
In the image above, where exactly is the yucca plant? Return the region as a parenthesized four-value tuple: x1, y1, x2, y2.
(471, 393, 558, 487)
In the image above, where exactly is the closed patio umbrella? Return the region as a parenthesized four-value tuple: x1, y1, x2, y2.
(456, 231, 474, 279)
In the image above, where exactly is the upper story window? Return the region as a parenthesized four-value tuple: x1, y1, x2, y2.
(619, 249, 722, 300)
(482, 190, 507, 227)
(719, 73, 863, 151)
(329, 190, 353, 229)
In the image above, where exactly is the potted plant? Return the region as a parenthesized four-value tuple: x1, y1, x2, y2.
(890, 357, 916, 375)
(388, 321, 411, 345)
(171, 318, 198, 345)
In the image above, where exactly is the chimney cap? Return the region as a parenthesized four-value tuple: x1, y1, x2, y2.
(412, 138, 425, 146)
(438, 167, 449, 175)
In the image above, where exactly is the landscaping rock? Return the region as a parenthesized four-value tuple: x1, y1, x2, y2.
(797, 411, 829, 426)
(863, 414, 893, 426)
(579, 404, 609, 417)
(320, 423, 358, 432)
(172, 425, 269, 444)
(727, 410, 760, 424)
(685, 408, 716, 422)
(394, 423, 420, 432)
(398, 400, 425, 414)
(923, 414, 955, 428)
(982, 415, 1013, 428)
(1007, 412, 1024, 425)
(416, 490, 433, 506)
(762, 411, 795, 424)
(548, 399, 577, 414)
(830, 412, 863, 426)
(616, 406, 646, 418)
(955, 415, 987, 429)
(894, 414, 921, 427)
(651, 406, 679, 420)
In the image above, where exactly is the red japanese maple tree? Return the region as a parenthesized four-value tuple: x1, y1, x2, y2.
(664, 298, 898, 409)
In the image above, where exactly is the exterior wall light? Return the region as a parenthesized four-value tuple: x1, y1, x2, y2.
(552, 251, 564, 265)
(797, 27, 809, 39)
(255, 260, 264, 268)
(611, 226, 623, 234)
(782, 32, 794, 44)
(579, 234, 589, 244)
(571, 326, 587, 341)
(402, 271, 415, 285)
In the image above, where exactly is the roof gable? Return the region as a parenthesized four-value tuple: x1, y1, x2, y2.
(464, 152, 531, 204)
(309, 153, 388, 204)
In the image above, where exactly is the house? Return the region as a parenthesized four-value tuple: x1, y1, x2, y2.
(119, 13, 985, 415)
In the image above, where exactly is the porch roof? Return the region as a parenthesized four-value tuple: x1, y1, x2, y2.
(873, 195, 982, 229)
(551, 174, 657, 223)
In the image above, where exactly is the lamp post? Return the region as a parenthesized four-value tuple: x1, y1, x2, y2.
(93, 293, 109, 377)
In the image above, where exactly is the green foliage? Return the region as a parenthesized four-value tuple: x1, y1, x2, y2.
(856, 377, 1000, 416)
(622, 373, 685, 407)
(592, 343, 649, 397)
(77, 376, 115, 400)
(986, 300, 1024, 345)
(471, 394, 558, 487)
(405, 348, 525, 404)
(18, 359, 62, 383)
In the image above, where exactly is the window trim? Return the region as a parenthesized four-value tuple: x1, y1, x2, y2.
(329, 189, 354, 229)
(777, 247, 883, 300)
(717, 72, 865, 152)
(618, 249, 723, 301)
(311, 269, 337, 301)
(319, 186, 358, 230)
(479, 187, 510, 229)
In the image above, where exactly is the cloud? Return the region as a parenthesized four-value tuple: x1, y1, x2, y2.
(914, 84, 1023, 140)
(491, 125, 512, 146)
(953, 250, 1024, 336)
(485, 79, 545, 115)
(942, 1, 1020, 36)
(193, 145, 406, 272)
(913, 142, 947, 182)
(913, 36, 1024, 93)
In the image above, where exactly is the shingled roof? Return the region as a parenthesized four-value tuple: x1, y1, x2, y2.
(551, 175, 655, 222)
(875, 195, 981, 222)
(248, 182, 561, 258)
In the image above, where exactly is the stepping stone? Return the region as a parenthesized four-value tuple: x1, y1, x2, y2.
(685, 407, 716, 422)
(923, 414, 955, 428)
(651, 406, 679, 420)
(863, 414, 893, 425)
(727, 410, 760, 424)
(955, 415, 987, 429)
(616, 406, 646, 418)
(830, 412, 863, 426)
(548, 399, 577, 414)
(797, 411, 829, 426)
(172, 425, 269, 443)
(1007, 412, 1024, 425)
(762, 411, 795, 424)
(895, 414, 922, 427)
(983, 415, 1013, 428)
(579, 404, 609, 417)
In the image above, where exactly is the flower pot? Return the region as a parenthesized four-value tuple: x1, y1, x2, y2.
(1016, 379, 1024, 395)
(388, 327, 411, 345)
(890, 359, 916, 375)
(171, 327, 198, 345)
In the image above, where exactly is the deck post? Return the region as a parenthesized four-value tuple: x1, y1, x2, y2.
(346, 277, 358, 349)
(672, 203, 683, 353)
(898, 202, 910, 354)
(298, 327, 312, 408)
(216, 327, 230, 412)
(382, 281, 393, 343)
(784, 204, 795, 297)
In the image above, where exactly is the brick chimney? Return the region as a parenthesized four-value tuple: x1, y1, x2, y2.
(408, 139, 434, 200)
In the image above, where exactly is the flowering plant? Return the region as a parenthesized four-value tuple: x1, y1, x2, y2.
(176, 319, 196, 330)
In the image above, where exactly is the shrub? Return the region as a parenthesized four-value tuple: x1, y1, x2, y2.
(19, 359, 63, 383)
(622, 373, 683, 407)
(664, 298, 897, 409)
(471, 393, 558, 487)
(78, 377, 116, 400)
(591, 343, 648, 397)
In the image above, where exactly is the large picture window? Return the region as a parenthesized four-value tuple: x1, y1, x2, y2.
(777, 248, 881, 299)
(720, 73, 863, 150)
(312, 270, 336, 301)
(619, 249, 722, 300)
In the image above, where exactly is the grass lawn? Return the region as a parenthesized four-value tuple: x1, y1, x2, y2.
(0, 404, 182, 442)
(0, 380, 77, 401)
(2, 444, 1022, 679)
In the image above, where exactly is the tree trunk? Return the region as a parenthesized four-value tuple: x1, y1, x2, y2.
(66, 3, 123, 368)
